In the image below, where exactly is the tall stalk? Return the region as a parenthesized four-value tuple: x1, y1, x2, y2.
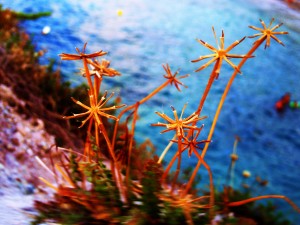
(185, 37, 270, 195)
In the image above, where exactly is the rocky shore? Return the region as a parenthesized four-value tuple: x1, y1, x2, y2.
(0, 6, 86, 224)
(0, 84, 56, 224)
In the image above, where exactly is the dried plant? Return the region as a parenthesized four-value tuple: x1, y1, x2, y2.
(191, 27, 247, 76)
(248, 18, 288, 49)
(31, 18, 300, 225)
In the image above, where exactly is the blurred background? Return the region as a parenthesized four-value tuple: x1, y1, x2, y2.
(2, 0, 300, 223)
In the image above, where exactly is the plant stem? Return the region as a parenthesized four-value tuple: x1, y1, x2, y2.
(111, 80, 170, 150)
(184, 38, 266, 195)
(125, 103, 139, 182)
(227, 136, 240, 188)
(192, 148, 215, 219)
(84, 120, 93, 161)
(94, 76, 102, 98)
(83, 58, 95, 98)
(227, 195, 300, 213)
(161, 147, 179, 182)
(95, 122, 100, 160)
(195, 61, 220, 115)
(158, 134, 176, 164)
(171, 136, 182, 193)
(97, 118, 126, 202)
(139, 80, 170, 105)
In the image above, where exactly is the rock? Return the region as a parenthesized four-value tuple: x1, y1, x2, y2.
(0, 86, 56, 224)
(6, 143, 16, 152)
(10, 137, 20, 146)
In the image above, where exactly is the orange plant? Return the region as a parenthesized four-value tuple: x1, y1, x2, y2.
(35, 18, 300, 225)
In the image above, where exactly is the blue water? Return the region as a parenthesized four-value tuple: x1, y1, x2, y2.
(2, 0, 300, 223)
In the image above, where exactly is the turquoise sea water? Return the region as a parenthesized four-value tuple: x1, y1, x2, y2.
(2, 0, 300, 223)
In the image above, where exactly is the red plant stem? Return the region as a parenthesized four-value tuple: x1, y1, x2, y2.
(124, 80, 170, 116)
(183, 208, 194, 225)
(111, 80, 171, 150)
(183, 61, 219, 150)
(98, 122, 116, 161)
(171, 136, 182, 193)
(125, 103, 139, 182)
(184, 38, 266, 195)
(195, 61, 220, 116)
(82, 58, 95, 99)
(227, 195, 300, 213)
(94, 121, 100, 160)
(82, 58, 98, 161)
(161, 146, 179, 181)
(97, 118, 126, 202)
(192, 148, 215, 219)
(84, 119, 93, 161)
(94, 76, 102, 98)
(93, 77, 103, 160)
(203, 160, 215, 219)
(140, 80, 171, 105)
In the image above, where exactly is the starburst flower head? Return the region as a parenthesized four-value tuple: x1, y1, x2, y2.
(59, 42, 107, 61)
(151, 104, 207, 137)
(158, 190, 210, 224)
(171, 126, 210, 157)
(163, 64, 189, 92)
(191, 27, 248, 77)
(88, 59, 121, 78)
(248, 18, 288, 49)
(63, 90, 126, 128)
(159, 191, 209, 210)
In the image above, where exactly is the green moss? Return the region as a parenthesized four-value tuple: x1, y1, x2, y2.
(14, 11, 52, 20)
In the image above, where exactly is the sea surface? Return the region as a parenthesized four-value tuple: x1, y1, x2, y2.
(2, 0, 300, 223)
